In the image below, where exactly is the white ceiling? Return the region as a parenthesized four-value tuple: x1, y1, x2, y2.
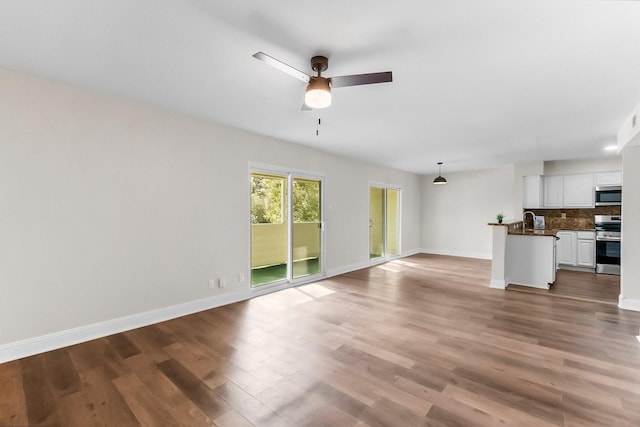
(1, 0, 639, 174)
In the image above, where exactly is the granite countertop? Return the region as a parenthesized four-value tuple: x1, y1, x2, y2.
(487, 220, 521, 227)
(508, 227, 596, 237)
(508, 228, 559, 237)
(489, 220, 596, 236)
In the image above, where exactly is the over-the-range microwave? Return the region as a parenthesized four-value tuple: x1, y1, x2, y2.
(594, 185, 622, 206)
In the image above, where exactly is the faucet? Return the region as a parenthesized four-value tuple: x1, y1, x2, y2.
(523, 211, 536, 229)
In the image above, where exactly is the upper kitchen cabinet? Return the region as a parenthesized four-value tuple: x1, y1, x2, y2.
(595, 171, 622, 186)
(543, 175, 564, 208)
(523, 176, 542, 208)
(523, 170, 621, 209)
(563, 174, 594, 207)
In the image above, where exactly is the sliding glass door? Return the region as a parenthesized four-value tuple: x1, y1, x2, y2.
(251, 170, 323, 287)
(386, 188, 400, 256)
(292, 177, 322, 279)
(251, 173, 289, 285)
(370, 187, 385, 259)
(370, 185, 400, 259)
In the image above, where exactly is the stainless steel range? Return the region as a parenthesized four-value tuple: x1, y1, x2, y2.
(594, 215, 621, 275)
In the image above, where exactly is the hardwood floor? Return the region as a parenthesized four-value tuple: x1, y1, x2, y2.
(508, 269, 620, 305)
(2, 253, 640, 426)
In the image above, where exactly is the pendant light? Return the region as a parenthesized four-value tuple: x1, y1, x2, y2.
(433, 162, 447, 185)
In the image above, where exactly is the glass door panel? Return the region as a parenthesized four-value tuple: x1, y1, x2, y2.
(370, 187, 385, 259)
(251, 173, 288, 287)
(292, 177, 322, 279)
(370, 186, 400, 259)
(386, 188, 400, 255)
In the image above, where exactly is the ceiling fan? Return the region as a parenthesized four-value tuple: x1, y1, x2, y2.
(252, 52, 393, 109)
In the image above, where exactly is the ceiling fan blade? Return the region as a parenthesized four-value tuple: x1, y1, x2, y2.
(301, 103, 313, 111)
(331, 71, 392, 88)
(252, 52, 310, 83)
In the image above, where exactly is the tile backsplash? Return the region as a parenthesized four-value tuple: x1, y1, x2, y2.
(522, 206, 620, 230)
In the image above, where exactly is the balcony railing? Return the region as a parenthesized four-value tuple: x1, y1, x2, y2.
(251, 222, 320, 269)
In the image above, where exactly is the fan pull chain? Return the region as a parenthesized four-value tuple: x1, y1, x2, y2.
(316, 117, 321, 136)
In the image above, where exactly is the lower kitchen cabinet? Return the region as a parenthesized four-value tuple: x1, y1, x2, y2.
(556, 231, 576, 265)
(557, 230, 595, 269)
(577, 239, 595, 268)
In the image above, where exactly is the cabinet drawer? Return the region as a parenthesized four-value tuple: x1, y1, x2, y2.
(577, 231, 595, 240)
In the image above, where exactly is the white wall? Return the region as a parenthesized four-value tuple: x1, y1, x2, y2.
(421, 167, 514, 259)
(621, 145, 640, 308)
(0, 68, 422, 346)
(543, 157, 621, 175)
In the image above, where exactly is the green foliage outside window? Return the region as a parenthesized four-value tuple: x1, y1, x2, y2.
(251, 175, 320, 224)
(293, 180, 320, 222)
(251, 176, 284, 224)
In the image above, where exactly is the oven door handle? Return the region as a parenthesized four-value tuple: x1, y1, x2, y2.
(596, 236, 621, 242)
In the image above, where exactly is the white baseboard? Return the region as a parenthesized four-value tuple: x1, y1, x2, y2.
(326, 260, 377, 278)
(325, 249, 422, 278)
(421, 248, 492, 260)
(2, 251, 427, 363)
(490, 279, 506, 289)
(402, 248, 424, 257)
(0, 290, 247, 364)
(618, 295, 640, 312)
(0, 249, 467, 364)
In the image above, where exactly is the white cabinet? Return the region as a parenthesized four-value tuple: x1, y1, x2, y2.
(523, 176, 542, 209)
(576, 231, 595, 268)
(557, 230, 595, 269)
(577, 239, 595, 268)
(563, 174, 594, 207)
(556, 231, 577, 265)
(524, 171, 621, 209)
(595, 171, 622, 186)
(543, 176, 564, 208)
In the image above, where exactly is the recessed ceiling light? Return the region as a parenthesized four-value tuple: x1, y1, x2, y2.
(604, 144, 618, 152)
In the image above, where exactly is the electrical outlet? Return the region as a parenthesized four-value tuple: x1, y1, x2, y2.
(208, 279, 215, 289)
(561, 212, 566, 219)
(218, 277, 226, 288)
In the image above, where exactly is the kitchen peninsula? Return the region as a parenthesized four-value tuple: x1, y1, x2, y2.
(489, 221, 557, 289)
(489, 206, 619, 289)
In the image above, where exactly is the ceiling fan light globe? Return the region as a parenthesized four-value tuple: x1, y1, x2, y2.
(305, 89, 331, 109)
(305, 77, 331, 109)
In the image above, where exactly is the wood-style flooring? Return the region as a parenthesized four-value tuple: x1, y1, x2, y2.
(2, 253, 640, 426)
(508, 269, 620, 305)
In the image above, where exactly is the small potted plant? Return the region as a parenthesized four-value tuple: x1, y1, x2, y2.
(496, 213, 504, 224)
